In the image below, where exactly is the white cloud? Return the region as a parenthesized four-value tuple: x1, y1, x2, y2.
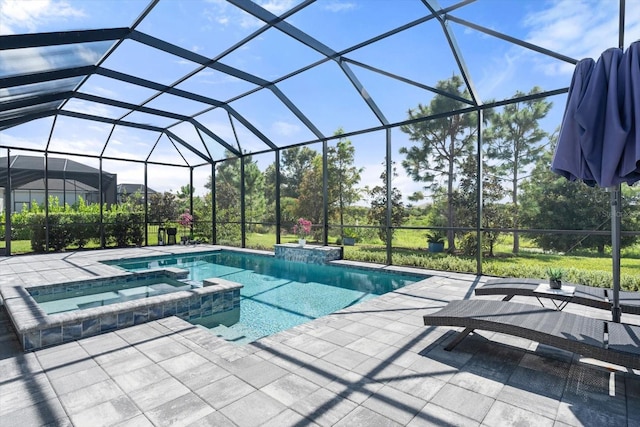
(476, 53, 518, 101)
(0, 132, 45, 150)
(0, 0, 85, 35)
(258, 0, 295, 15)
(356, 161, 427, 205)
(522, 0, 639, 72)
(203, 0, 230, 27)
(272, 121, 299, 136)
(75, 44, 105, 65)
(0, 47, 51, 74)
(49, 135, 103, 155)
(392, 169, 431, 204)
(204, 0, 295, 30)
(323, 1, 356, 13)
(62, 99, 119, 118)
(83, 85, 119, 99)
(472, 0, 640, 97)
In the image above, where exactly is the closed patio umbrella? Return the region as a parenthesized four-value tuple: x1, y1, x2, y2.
(552, 41, 640, 323)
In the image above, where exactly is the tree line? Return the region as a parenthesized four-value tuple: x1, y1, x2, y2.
(6, 75, 639, 255)
(192, 74, 640, 254)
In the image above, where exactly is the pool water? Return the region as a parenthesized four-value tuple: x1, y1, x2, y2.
(109, 251, 425, 344)
(30, 278, 195, 315)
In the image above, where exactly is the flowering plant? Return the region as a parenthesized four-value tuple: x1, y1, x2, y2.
(178, 209, 193, 240)
(293, 218, 312, 239)
(178, 209, 193, 227)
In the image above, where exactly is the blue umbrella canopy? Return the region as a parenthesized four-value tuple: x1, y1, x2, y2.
(618, 42, 640, 183)
(551, 57, 596, 184)
(552, 43, 640, 187)
(551, 41, 640, 322)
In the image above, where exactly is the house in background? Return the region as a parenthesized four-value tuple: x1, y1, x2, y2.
(117, 184, 157, 203)
(0, 155, 117, 213)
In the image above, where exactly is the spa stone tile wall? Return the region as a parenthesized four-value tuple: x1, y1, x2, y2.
(274, 244, 343, 264)
(2, 272, 241, 351)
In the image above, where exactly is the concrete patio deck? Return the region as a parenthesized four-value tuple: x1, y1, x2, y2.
(1, 246, 639, 426)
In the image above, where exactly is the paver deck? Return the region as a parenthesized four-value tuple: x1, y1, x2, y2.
(1, 246, 639, 426)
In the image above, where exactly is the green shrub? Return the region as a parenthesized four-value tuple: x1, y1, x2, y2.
(458, 232, 478, 256)
(28, 213, 46, 252)
(128, 212, 144, 246)
(47, 213, 74, 251)
(11, 209, 33, 240)
(69, 212, 100, 248)
(104, 211, 144, 247)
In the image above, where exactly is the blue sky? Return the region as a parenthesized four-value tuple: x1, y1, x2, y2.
(1, 0, 639, 200)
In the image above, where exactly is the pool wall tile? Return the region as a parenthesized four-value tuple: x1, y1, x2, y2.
(41, 326, 62, 347)
(274, 244, 342, 264)
(201, 296, 212, 311)
(83, 318, 100, 335)
(133, 309, 148, 325)
(163, 302, 177, 317)
(101, 314, 117, 331)
(63, 323, 82, 341)
(23, 331, 40, 351)
(118, 312, 134, 328)
(177, 300, 189, 315)
(149, 305, 163, 320)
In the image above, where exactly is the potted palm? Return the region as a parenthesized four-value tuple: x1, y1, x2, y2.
(547, 267, 564, 289)
(426, 230, 446, 253)
(342, 228, 357, 246)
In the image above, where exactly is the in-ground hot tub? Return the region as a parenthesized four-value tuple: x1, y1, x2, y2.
(1, 268, 241, 351)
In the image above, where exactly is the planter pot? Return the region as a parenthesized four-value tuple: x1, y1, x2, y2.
(166, 227, 177, 245)
(549, 279, 562, 289)
(428, 242, 444, 253)
(298, 239, 306, 247)
(343, 237, 355, 246)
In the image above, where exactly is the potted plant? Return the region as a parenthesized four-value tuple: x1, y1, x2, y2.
(426, 230, 446, 253)
(342, 228, 357, 246)
(547, 267, 564, 289)
(293, 218, 312, 246)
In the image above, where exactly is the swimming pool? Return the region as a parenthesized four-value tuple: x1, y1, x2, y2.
(108, 250, 427, 344)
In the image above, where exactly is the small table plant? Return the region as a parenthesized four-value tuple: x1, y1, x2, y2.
(546, 267, 564, 289)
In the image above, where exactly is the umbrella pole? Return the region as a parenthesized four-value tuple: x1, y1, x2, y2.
(608, 185, 622, 323)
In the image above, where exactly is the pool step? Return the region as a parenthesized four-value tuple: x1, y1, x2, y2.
(117, 283, 191, 299)
(208, 324, 249, 343)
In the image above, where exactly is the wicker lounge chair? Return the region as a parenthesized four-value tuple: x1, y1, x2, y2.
(475, 278, 640, 315)
(620, 290, 640, 315)
(423, 299, 640, 369)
